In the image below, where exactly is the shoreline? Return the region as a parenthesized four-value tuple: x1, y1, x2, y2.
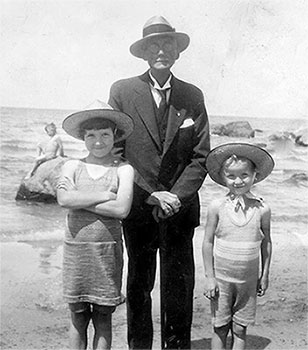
(1, 228, 307, 349)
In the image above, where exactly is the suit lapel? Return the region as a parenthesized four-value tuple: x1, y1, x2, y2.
(134, 74, 162, 152)
(163, 79, 187, 155)
(163, 107, 186, 155)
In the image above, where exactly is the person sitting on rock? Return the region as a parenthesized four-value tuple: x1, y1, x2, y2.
(25, 122, 64, 179)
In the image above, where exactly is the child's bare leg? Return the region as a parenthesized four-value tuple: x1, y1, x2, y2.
(25, 158, 45, 179)
(25, 162, 39, 179)
(92, 308, 113, 350)
(212, 323, 230, 349)
(69, 308, 92, 349)
(231, 322, 246, 350)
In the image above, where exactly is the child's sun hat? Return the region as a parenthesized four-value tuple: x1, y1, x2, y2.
(62, 100, 134, 142)
(206, 142, 275, 186)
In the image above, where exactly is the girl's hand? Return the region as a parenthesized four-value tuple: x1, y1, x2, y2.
(106, 192, 117, 201)
(257, 276, 269, 296)
(57, 176, 76, 191)
(204, 277, 219, 300)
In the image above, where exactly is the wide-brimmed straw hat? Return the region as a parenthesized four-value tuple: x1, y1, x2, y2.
(130, 15, 190, 58)
(62, 100, 134, 142)
(206, 143, 275, 186)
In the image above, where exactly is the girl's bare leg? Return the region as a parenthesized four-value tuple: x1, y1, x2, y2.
(69, 308, 92, 349)
(92, 309, 112, 350)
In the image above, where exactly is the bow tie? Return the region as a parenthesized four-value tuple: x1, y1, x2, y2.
(230, 195, 245, 212)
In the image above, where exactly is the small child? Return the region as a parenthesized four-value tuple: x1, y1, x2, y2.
(57, 101, 134, 350)
(26, 122, 64, 178)
(202, 143, 274, 350)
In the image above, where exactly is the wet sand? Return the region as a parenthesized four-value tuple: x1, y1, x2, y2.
(1, 227, 307, 349)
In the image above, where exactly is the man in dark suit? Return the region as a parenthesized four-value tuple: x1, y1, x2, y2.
(108, 15, 210, 349)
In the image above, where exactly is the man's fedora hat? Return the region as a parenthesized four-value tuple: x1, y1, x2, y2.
(130, 15, 190, 58)
(206, 143, 275, 186)
(62, 100, 134, 142)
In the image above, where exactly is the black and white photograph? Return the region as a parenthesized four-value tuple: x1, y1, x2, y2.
(1, 1, 307, 349)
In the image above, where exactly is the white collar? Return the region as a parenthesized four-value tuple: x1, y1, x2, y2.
(149, 71, 172, 90)
(227, 192, 263, 211)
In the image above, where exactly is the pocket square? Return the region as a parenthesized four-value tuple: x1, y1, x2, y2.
(180, 118, 195, 129)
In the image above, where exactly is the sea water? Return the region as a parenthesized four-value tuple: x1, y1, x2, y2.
(0, 106, 307, 245)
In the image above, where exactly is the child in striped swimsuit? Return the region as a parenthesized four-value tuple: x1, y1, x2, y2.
(202, 143, 274, 350)
(57, 101, 134, 350)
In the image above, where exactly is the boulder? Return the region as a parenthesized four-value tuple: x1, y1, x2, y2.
(211, 121, 255, 138)
(293, 127, 308, 147)
(15, 156, 71, 202)
(211, 123, 226, 136)
(223, 121, 255, 138)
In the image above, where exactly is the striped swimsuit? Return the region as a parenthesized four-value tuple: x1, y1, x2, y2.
(211, 197, 264, 327)
(62, 160, 124, 307)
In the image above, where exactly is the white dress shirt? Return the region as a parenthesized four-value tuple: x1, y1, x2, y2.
(148, 71, 172, 108)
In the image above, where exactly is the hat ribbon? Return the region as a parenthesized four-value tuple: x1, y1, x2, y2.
(143, 24, 175, 37)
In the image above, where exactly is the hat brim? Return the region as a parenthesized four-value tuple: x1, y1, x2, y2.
(62, 109, 134, 142)
(130, 32, 190, 58)
(206, 143, 275, 186)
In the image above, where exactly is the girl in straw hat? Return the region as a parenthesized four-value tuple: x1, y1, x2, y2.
(202, 143, 274, 350)
(57, 102, 134, 350)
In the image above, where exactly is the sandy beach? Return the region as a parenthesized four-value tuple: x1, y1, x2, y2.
(1, 226, 307, 350)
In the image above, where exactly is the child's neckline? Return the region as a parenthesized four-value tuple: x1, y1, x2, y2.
(225, 203, 256, 227)
(225, 193, 260, 227)
(80, 158, 120, 180)
(82, 156, 120, 167)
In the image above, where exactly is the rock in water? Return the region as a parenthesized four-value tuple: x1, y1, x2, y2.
(223, 121, 255, 138)
(211, 123, 226, 136)
(15, 157, 70, 202)
(211, 121, 255, 138)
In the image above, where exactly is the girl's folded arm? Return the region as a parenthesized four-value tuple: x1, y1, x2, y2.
(86, 164, 134, 219)
(56, 160, 115, 209)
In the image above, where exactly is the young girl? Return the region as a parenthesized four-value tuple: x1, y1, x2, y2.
(202, 143, 274, 350)
(57, 102, 134, 350)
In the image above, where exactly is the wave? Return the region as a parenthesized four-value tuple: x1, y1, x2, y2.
(282, 172, 308, 186)
(0, 165, 13, 176)
(265, 171, 308, 188)
(277, 154, 308, 162)
(273, 214, 308, 223)
(1, 154, 34, 163)
(0, 228, 64, 243)
(1, 144, 36, 152)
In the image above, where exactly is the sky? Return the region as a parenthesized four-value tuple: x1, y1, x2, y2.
(1, 0, 308, 119)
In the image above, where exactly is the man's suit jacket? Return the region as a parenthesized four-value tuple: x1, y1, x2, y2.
(109, 71, 210, 228)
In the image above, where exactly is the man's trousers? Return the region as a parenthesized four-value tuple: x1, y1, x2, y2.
(123, 218, 195, 349)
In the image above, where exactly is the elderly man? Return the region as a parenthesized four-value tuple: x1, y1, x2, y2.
(108, 16, 210, 349)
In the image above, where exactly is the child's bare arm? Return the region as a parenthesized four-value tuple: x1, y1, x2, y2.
(258, 202, 272, 296)
(202, 200, 220, 300)
(86, 164, 134, 219)
(57, 160, 116, 209)
(56, 136, 65, 156)
(36, 142, 44, 157)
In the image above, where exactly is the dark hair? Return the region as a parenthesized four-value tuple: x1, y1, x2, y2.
(79, 118, 117, 140)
